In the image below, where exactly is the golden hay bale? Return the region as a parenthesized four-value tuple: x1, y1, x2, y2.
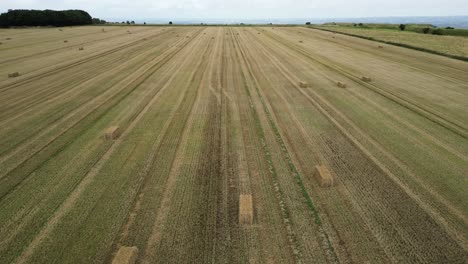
(299, 81, 308, 88)
(361, 76, 372, 82)
(64, 40, 68, 43)
(78, 47, 84, 51)
(112, 246, 138, 264)
(378, 45, 383, 48)
(8, 72, 20, 78)
(314, 165, 334, 187)
(105, 126, 120, 140)
(211, 37, 215, 39)
(336, 81, 347, 88)
(239, 194, 253, 225)
(298, 40, 303, 43)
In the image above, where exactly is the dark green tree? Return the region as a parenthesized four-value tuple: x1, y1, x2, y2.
(0, 9, 93, 27)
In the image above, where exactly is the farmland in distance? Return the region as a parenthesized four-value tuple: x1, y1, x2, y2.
(0, 26, 467, 263)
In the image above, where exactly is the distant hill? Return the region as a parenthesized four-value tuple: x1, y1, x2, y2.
(126, 16, 468, 28)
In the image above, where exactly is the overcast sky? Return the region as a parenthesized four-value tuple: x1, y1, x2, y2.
(1, 0, 467, 22)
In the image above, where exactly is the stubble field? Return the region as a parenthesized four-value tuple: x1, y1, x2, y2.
(0, 26, 467, 263)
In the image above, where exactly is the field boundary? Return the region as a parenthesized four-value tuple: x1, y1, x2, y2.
(308, 26, 468, 62)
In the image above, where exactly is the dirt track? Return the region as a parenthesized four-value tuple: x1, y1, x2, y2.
(0, 26, 466, 263)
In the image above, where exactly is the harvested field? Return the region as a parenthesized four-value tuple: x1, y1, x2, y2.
(0, 26, 467, 264)
(314, 25, 468, 58)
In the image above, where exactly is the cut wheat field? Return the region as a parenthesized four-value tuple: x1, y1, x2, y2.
(0, 26, 467, 264)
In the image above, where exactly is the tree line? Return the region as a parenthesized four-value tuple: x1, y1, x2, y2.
(0, 9, 98, 27)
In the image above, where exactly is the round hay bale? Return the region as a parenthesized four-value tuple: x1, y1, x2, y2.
(336, 81, 347, 88)
(361, 76, 372, 82)
(299, 81, 308, 88)
(8, 72, 20, 78)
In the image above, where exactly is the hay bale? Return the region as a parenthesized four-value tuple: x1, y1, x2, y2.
(378, 45, 383, 48)
(239, 194, 253, 225)
(8, 72, 20, 78)
(112, 246, 138, 264)
(64, 40, 68, 43)
(105, 126, 120, 140)
(58, 29, 63, 31)
(314, 165, 334, 187)
(298, 40, 303, 43)
(299, 81, 308, 88)
(6, 38, 12, 40)
(361, 76, 372, 82)
(336, 81, 347, 88)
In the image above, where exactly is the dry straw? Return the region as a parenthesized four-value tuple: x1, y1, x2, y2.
(239, 194, 253, 225)
(314, 165, 334, 187)
(112, 246, 138, 264)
